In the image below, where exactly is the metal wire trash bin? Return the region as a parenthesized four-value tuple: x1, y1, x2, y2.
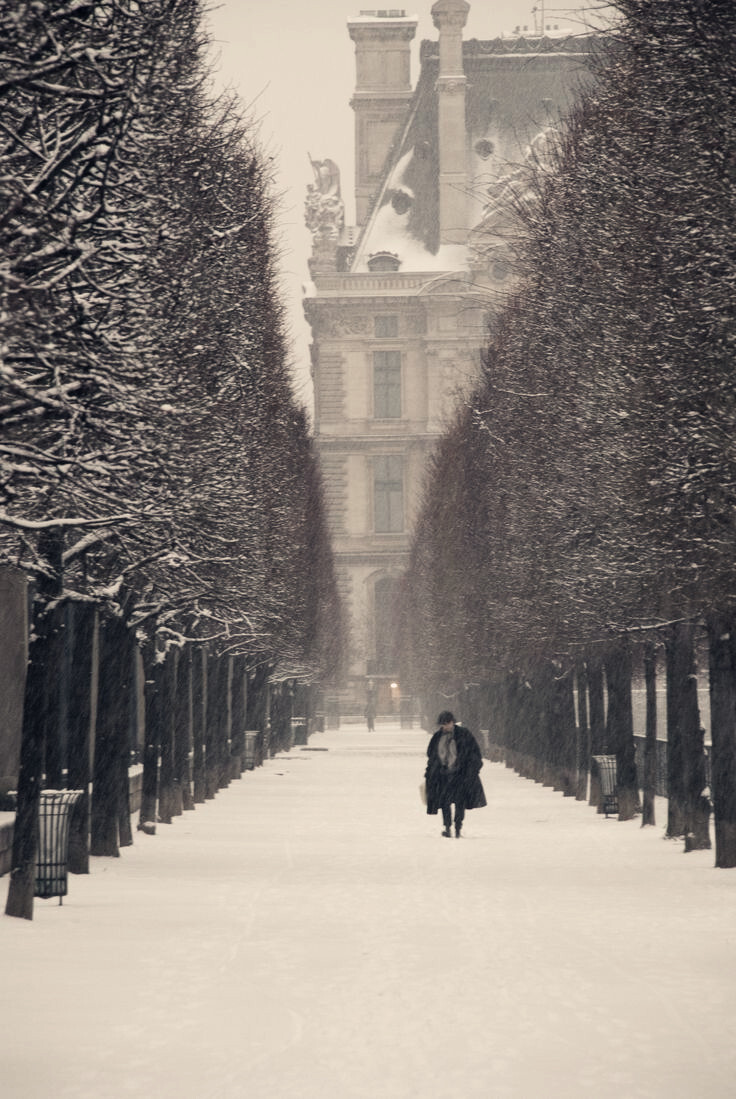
(244, 731, 259, 770)
(291, 717, 308, 746)
(36, 790, 85, 904)
(591, 756, 618, 818)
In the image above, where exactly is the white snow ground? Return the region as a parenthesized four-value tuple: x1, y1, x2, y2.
(2, 724, 736, 1099)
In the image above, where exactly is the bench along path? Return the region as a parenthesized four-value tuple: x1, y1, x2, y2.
(2, 725, 736, 1099)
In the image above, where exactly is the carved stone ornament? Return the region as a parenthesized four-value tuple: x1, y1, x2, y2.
(436, 76, 467, 94)
(313, 310, 371, 338)
(308, 239, 339, 277)
(431, 0, 470, 31)
(339, 315, 371, 336)
(305, 157, 345, 242)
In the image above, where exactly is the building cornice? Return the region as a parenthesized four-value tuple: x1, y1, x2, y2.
(350, 91, 415, 105)
(305, 270, 482, 299)
(316, 432, 446, 450)
(333, 548, 411, 564)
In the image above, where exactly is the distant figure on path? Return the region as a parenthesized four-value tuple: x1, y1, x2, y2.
(365, 700, 376, 731)
(425, 711, 486, 837)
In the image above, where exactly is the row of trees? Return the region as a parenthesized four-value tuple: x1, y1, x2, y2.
(401, 0, 736, 865)
(1, 0, 344, 918)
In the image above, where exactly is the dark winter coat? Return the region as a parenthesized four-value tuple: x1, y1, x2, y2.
(425, 724, 487, 815)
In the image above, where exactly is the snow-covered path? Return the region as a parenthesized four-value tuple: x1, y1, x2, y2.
(3, 725, 736, 1099)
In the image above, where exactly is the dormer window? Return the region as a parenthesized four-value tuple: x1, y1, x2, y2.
(367, 251, 401, 272)
(390, 189, 412, 214)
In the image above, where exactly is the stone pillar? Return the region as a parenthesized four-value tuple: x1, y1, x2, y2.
(431, 0, 470, 245)
(0, 566, 27, 795)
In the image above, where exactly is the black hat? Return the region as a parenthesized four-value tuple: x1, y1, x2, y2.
(437, 711, 455, 725)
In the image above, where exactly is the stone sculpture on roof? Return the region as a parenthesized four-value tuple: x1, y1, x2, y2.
(305, 157, 345, 242)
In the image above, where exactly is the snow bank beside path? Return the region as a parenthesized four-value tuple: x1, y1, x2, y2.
(2, 725, 735, 1099)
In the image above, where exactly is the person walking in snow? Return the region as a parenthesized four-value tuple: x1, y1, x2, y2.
(425, 711, 486, 837)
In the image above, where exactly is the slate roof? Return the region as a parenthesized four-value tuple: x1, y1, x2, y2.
(351, 34, 598, 274)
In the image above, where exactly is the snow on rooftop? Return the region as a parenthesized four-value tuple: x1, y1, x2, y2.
(354, 148, 468, 274)
(350, 9, 418, 23)
(355, 200, 467, 273)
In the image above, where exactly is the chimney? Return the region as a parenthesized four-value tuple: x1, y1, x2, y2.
(431, 0, 470, 244)
(348, 11, 417, 226)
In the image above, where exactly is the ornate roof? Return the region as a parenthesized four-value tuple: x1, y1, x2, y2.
(350, 34, 598, 275)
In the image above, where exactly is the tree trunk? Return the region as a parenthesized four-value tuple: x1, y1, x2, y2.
(505, 672, 522, 769)
(67, 604, 97, 873)
(246, 661, 270, 766)
(139, 647, 161, 830)
(641, 641, 658, 827)
(525, 670, 546, 783)
(558, 667, 577, 796)
(677, 628, 710, 851)
(119, 626, 135, 848)
(42, 603, 66, 789)
(707, 613, 736, 867)
(513, 674, 536, 779)
(269, 681, 289, 761)
(230, 655, 246, 777)
(117, 751, 133, 847)
(501, 675, 516, 766)
(539, 664, 557, 787)
(191, 647, 206, 804)
(575, 661, 590, 801)
(587, 657, 606, 810)
(665, 623, 704, 842)
(5, 634, 46, 919)
(90, 616, 132, 857)
(665, 625, 685, 837)
(588, 657, 606, 753)
(217, 656, 232, 787)
(6, 529, 63, 919)
(606, 638, 638, 821)
(157, 651, 176, 824)
(176, 647, 195, 811)
(205, 650, 218, 798)
(683, 721, 711, 852)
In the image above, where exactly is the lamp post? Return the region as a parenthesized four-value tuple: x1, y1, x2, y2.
(365, 678, 376, 731)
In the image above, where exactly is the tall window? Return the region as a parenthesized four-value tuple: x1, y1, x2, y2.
(374, 455, 403, 533)
(373, 350, 401, 419)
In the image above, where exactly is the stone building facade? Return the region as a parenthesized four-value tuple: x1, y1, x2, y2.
(303, 2, 594, 714)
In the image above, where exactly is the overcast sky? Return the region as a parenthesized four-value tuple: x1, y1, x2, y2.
(203, 2, 602, 408)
